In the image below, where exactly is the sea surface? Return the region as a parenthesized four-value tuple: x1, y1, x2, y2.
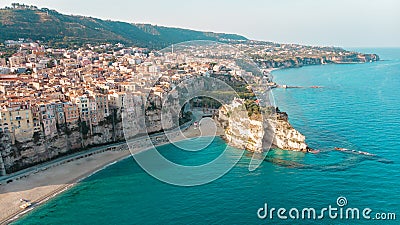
(14, 48, 400, 224)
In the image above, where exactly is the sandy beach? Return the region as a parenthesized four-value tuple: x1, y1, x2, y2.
(0, 116, 223, 224)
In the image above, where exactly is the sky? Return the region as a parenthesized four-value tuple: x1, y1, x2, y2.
(1, 0, 399, 47)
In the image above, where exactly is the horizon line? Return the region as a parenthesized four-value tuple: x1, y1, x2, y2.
(1, 3, 399, 48)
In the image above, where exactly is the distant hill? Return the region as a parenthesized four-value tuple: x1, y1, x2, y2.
(0, 6, 247, 49)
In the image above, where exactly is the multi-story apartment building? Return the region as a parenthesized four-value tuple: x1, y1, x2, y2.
(38, 102, 58, 137)
(90, 93, 109, 122)
(0, 104, 34, 140)
(108, 92, 126, 109)
(31, 104, 42, 133)
(8, 56, 25, 67)
(89, 97, 98, 125)
(72, 95, 90, 121)
(63, 102, 80, 124)
(54, 102, 65, 125)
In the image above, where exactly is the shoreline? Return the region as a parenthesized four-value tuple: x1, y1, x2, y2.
(0, 118, 220, 224)
(0, 61, 374, 224)
(0, 150, 132, 225)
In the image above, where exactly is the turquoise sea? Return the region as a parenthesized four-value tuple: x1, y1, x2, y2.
(14, 48, 400, 224)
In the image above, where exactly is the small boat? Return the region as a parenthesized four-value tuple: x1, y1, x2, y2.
(308, 149, 320, 154)
(334, 147, 347, 151)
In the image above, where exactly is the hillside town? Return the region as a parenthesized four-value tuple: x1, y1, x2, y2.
(1, 41, 149, 141)
(0, 39, 380, 141)
(0, 40, 252, 168)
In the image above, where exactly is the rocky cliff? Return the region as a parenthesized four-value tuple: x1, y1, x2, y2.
(0, 116, 123, 174)
(216, 99, 308, 153)
(268, 110, 308, 151)
(216, 100, 264, 152)
(0, 93, 181, 174)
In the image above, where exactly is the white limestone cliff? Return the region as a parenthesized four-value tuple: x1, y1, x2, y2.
(216, 99, 308, 153)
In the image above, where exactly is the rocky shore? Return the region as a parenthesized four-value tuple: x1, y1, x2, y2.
(215, 98, 308, 153)
(220, 51, 380, 153)
(268, 110, 308, 151)
(256, 53, 379, 69)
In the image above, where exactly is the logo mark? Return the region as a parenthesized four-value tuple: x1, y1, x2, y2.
(337, 196, 348, 207)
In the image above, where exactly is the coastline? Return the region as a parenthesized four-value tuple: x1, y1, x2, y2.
(0, 150, 131, 225)
(0, 61, 380, 224)
(0, 119, 217, 225)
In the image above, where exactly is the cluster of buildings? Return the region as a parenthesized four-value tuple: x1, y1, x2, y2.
(237, 40, 357, 62)
(0, 40, 258, 141)
(0, 41, 146, 140)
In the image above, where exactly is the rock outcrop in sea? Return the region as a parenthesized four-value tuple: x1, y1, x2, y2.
(215, 98, 308, 153)
(268, 110, 308, 151)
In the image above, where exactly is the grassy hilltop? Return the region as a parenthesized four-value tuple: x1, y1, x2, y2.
(0, 4, 247, 49)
